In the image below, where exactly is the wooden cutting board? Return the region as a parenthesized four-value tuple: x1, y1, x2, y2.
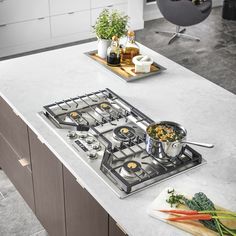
(147, 188, 236, 236)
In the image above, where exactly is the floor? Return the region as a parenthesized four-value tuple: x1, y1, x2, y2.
(0, 6, 235, 236)
(135, 7, 236, 94)
(0, 171, 47, 236)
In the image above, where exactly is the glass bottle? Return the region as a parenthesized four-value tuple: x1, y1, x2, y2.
(121, 30, 140, 65)
(107, 36, 121, 67)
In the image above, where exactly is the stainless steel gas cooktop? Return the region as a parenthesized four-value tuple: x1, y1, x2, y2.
(38, 88, 205, 198)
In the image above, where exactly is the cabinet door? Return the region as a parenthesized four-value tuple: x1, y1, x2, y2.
(109, 217, 128, 236)
(63, 166, 109, 236)
(51, 10, 90, 37)
(91, 3, 128, 26)
(0, 18, 50, 49)
(0, 133, 35, 211)
(0, 0, 49, 25)
(49, 0, 90, 15)
(91, 0, 127, 9)
(0, 96, 30, 167)
(29, 130, 66, 236)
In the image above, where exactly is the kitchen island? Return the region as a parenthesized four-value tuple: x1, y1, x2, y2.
(0, 42, 236, 236)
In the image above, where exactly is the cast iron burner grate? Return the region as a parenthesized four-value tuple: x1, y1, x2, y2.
(101, 145, 202, 193)
(43, 89, 132, 131)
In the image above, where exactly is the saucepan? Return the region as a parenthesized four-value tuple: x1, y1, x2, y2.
(145, 121, 214, 160)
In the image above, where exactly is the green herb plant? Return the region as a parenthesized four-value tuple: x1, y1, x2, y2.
(166, 190, 236, 236)
(93, 9, 129, 40)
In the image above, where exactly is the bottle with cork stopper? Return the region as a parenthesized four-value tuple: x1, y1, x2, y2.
(121, 30, 140, 65)
(106, 35, 121, 67)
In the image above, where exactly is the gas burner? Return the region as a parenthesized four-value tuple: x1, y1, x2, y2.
(113, 126, 136, 142)
(119, 161, 143, 179)
(95, 102, 113, 117)
(70, 111, 80, 119)
(98, 102, 111, 111)
(64, 111, 80, 123)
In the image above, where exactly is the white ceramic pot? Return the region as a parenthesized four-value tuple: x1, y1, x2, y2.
(97, 39, 111, 59)
(132, 55, 154, 73)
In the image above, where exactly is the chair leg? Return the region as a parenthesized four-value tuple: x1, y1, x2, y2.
(155, 30, 176, 35)
(179, 33, 200, 41)
(156, 25, 200, 44)
(168, 33, 179, 44)
(179, 28, 186, 34)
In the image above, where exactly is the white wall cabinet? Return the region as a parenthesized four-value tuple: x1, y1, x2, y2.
(51, 11, 90, 38)
(0, 0, 49, 25)
(49, 0, 90, 16)
(0, 0, 144, 58)
(91, 0, 127, 9)
(0, 18, 50, 49)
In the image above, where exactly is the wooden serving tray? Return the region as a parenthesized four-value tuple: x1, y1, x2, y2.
(84, 50, 166, 82)
(148, 188, 236, 236)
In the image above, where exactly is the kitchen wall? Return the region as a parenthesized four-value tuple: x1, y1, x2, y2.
(144, 0, 224, 21)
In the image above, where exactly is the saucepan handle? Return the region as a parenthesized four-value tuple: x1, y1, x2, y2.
(180, 141, 214, 148)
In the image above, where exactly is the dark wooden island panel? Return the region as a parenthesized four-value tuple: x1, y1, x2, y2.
(0, 96, 31, 167)
(0, 96, 128, 236)
(29, 129, 66, 236)
(63, 166, 109, 236)
(109, 216, 128, 236)
(0, 133, 35, 211)
(0, 96, 35, 211)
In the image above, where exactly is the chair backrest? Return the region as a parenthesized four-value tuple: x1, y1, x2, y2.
(156, 0, 212, 27)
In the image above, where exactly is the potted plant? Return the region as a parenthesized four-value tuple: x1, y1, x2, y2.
(93, 9, 129, 59)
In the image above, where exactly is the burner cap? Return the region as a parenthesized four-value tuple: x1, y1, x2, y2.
(119, 161, 143, 179)
(70, 111, 79, 119)
(95, 102, 113, 118)
(123, 161, 141, 173)
(98, 102, 111, 111)
(113, 126, 136, 142)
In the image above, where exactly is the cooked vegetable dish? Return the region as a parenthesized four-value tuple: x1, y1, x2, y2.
(147, 124, 184, 142)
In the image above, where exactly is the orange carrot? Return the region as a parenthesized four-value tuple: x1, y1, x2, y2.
(159, 209, 198, 215)
(166, 214, 212, 221)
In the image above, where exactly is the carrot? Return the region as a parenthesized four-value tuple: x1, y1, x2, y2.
(159, 209, 236, 217)
(166, 214, 236, 222)
(158, 209, 198, 215)
(166, 214, 212, 221)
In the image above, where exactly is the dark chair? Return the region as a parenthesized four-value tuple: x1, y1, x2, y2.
(156, 0, 212, 44)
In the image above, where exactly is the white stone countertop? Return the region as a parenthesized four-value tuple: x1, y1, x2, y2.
(0, 42, 236, 236)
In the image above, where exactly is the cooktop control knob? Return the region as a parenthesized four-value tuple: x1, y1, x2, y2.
(87, 150, 97, 160)
(92, 142, 101, 150)
(85, 137, 95, 144)
(67, 131, 77, 139)
(78, 132, 88, 139)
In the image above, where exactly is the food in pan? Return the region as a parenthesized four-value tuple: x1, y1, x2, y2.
(147, 124, 184, 142)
